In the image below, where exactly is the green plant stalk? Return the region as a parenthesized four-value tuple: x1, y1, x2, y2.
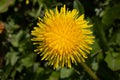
(80, 62, 100, 80)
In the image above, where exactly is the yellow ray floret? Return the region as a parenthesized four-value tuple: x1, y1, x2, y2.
(31, 5, 94, 69)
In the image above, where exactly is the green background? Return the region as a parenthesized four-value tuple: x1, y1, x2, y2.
(0, 0, 120, 80)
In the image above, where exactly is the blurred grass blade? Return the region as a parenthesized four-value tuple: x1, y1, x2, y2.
(73, 0, 84, 16)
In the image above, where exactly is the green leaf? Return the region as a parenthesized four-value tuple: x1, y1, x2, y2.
(1, 65, 13, 80)
(21, 53, 35, 68)
(60, 68, 73, 79)
(11, 30, 25, 47)
(49, 71, 59, 80)
(5, 19, 19, 33)
(5, 48, 19, 66)
(91, 60, 99, 71)
(33, 63, 44, 73)
(73, 0, 84, 16)
(16, 64, 23, 72)
(91, 39, 103, 61)
(91, 39, 101, 55)
(105, 51, 120, 71)
(109, 31, 120, 46)
(102, 4, 120, 25)
(93, 17, 109, 51)
(0, 0, 15, 13)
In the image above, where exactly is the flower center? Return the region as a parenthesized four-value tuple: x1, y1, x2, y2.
(44, 24, 81, 54)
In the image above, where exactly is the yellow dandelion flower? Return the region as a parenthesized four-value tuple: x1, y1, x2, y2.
(31, 5, 94, 69)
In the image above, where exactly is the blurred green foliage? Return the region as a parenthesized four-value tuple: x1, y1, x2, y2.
(0, 0, 120, 80)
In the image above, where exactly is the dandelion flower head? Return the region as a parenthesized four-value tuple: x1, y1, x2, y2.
(31, 5, 94, 69)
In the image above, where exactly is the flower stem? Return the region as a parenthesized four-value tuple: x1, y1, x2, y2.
(80, 62, 100, 80)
